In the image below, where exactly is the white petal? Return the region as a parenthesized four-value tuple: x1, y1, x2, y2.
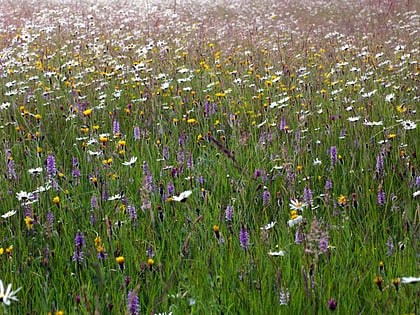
(5, 283, 12, 297)
(172, 190, 192, 202)
(401, 276, 420, 284)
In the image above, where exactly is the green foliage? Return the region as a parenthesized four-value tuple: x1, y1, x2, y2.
(0, 0, 419, 314)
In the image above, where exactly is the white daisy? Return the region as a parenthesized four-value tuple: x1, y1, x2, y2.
(289, 199, 307, 211)
(122, 156, 138, 166)
(413, 190, 420, 198)
(313, 158, 322, 166)
(268, 250, 285, 256)
(363, 120, 383, 126)
(401, 277, 420, 284)
(1, 210, 17, 219)
(172, 190, 192, 202)
(0, 279, 21, 306)
(108, 193, 124, 201)
(385, 93, 395, 102)
(260, 221, 276, 230)
(347, 116, 361, 122)
(87, 150, 102, 156)
(288, 215, 303, 227)
(401, 120, 416, 130)
(34, 183, 52, 193)
(16, 191, 34, 201)
(28, 167, 43, 175)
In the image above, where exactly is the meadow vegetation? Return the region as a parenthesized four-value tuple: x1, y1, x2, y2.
(0, 0, 419, 313)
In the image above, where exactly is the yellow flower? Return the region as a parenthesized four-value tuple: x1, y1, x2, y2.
(24, 216, 34, 230)
(116, 256, 125, 265)
(337, 194, 347, 206)
(53, 196, 60, 205)
(290, 211, 299, 220)
(83, 109, 93, 117)
(94, 237, 102, 248)
(99, 136, 109, 143)
(374, 276, 384, 291)
(187, 118, 197, 124)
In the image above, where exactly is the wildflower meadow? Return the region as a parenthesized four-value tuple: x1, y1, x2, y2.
(0, 0, 419, 313)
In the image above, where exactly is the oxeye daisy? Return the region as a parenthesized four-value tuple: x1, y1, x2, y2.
(401, 276, 420, 284)
(288, 211, 303, 227)
(172, 190, 192, 202)
(260, 221, 276, 230)
(0, 279, 21, 306)
(1, 210, 17, 219)
(289, 199, 307, 211)
(122, 156, 138, 166)
(28, 167, 43, 175)
(400, 120, 416, 130)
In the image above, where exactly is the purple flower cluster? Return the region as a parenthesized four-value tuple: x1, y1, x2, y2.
(47, 154, 57, 177)
(73, 230, 85, 262)
(127, 290, 139, 315)
(239, 225, 249, 250)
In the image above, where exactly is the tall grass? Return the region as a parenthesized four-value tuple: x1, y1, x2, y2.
(0, 0, 419, 314)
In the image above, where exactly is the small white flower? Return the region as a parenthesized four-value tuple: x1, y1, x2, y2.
(34, 183, 52, 193)
(288, 215, 303, 227)
(1, 210, 17, 219)
(313, 158, 322, 166)
(260, 221, 276, 230)
(257, 120, 267, 128)
(108, 193, 124, 201)
(413, 190, 420, 198)
(16, 191, 34, 201)
(401, 120, 416, 130)
(289, 199, 307, 211)
(172, 190, 192, 202)
(363, 120, 383, 126)
(87, 150, 102, 156)
(401, 277, 420, 284)
(347, 116, 361, 122)
(268, 250, 285, 256)
(161, 82, 170, 90)
(385, 93, 395, 102)
(0, 279, 21, 306)
(122, 156, 138, 166)
(28, 167, 43, 175)
(361, 90, 377, 98)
